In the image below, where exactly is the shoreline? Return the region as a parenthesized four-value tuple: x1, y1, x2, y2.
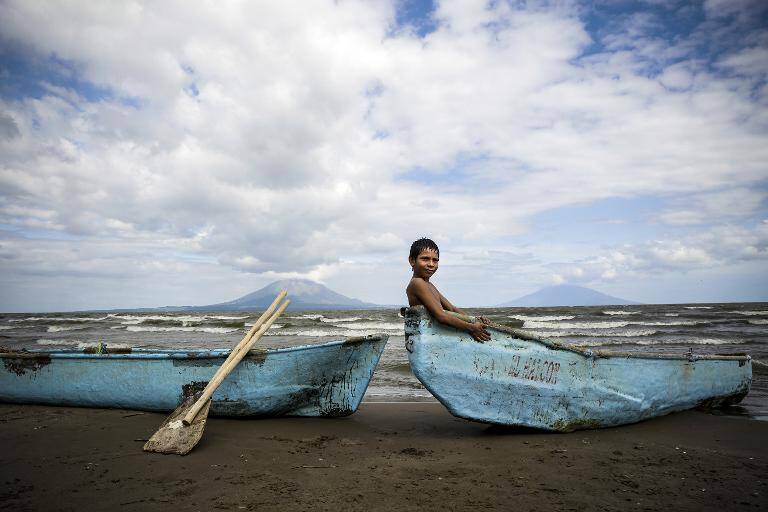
(1, 403, 766, 511)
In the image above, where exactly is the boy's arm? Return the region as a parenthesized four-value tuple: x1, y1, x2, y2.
(438, 293, 465, 315)
(410, 280, 490, 342)
(439, 292, 491, 326)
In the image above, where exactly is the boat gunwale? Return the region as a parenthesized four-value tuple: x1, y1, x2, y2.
(404, 306, 751, 363)
(0, 334, 388, 360)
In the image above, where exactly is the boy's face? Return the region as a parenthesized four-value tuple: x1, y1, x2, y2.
(409, 249, 439, 279)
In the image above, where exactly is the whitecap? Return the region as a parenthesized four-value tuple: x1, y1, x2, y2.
(47, 325, 89, 332)
(748, 319, 768, 325)
(525, 320, 630, 329)
(603, 311, 641, 316)
(607, 338, 736, 346)
(530, 328, 657, 338)
(339, 321, 404, 331)
(125, 326, 239, 334)
(633, 320, 702, 326)
(732, 311, 768, 316)
(11, 316, 109, 323)
(684, 306, 713, 310)
(510, 315, 575, 321)
(320, 317, 363, 323)
(572, 337, 742, 347)
(35, 339, 84, 346)
(269, 328, 389, 337)
(0, 326, 13, 330)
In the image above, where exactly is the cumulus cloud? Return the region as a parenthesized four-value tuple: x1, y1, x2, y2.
(0, 0, 766, 309)
(548, 221, 768, 284)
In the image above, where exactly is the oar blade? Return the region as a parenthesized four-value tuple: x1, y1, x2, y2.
(143, 397, 211, 455)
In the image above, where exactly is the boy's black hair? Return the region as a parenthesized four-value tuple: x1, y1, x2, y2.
(409, 238, 439, 259)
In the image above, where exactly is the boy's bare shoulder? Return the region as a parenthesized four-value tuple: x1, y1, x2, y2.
(407, 276, 428, 289)
(406, 277, 430, 306)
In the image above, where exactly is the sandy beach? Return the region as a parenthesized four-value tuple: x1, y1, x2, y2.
(1, 403, 765, 511)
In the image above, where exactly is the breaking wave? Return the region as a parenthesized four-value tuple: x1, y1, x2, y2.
(35, 338, 87, 346)
(319, 316, 364, 323)
(571, 337, 742, 347)
(602, 311, 641, 315)
(530, 328, 658, 338)
(337, 321, 403, 331)
(268, 328, 388, 337)
(47, 325, 89, 332)
(525, 320, 631, 329)
(11, 316, 109, 323)
(510, 315, 574, 321)
(125, 326, 240, 334)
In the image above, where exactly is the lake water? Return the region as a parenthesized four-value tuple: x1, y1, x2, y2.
(1, 302, 766, 420)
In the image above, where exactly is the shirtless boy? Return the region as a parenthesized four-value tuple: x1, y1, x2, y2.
(405, 238, 491, 342)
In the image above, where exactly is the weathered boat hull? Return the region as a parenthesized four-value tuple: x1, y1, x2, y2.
(404, 307, 751, 431)
(0, 335, 387, 417)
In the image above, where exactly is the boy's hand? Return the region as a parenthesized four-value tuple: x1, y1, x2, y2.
(468, 322, 491, 343)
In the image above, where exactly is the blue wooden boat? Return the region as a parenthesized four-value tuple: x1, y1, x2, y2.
(404, 306, 751, 431)
(0, 334, 387, 417)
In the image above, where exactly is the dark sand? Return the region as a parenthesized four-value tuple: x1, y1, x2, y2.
(1, 403, 765, 511)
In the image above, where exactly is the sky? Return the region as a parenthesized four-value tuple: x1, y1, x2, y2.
(0, 0, 767, 312)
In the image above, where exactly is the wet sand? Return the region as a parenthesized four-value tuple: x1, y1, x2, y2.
(1, 403, 766, 511)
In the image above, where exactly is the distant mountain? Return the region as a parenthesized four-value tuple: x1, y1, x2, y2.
(154, 279, 379, 311)
(497, 285, 638, 307)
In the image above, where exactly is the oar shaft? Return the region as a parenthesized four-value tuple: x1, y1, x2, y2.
(212, 290, 286, 379)
(182, 299, 290, 425)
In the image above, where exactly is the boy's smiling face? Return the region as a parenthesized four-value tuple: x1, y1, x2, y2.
(410, 249, 439, 280)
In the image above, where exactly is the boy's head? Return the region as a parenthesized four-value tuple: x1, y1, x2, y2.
(409, 238, 439, 260)
(409, 238, 440, 278)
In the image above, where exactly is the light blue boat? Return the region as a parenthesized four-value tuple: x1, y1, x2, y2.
(0, 335, 387, 417)
(404, 306, 751, 431)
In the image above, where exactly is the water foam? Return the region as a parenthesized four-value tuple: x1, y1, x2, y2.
(269, 328, 387, 337)
(572, 337, 741, 346)
(125, 326, 239, 334)
(510, 315, 575, 321)
(339, 321, 404, 331)
(11, 316, 109, 323)
(531, 328, 658, 338)
(319, 317, 363, 323)
(733, 311, 768, 316)
(603, 311, 641, 316)
(35, 338, 86, 346)
(525, 320, 630, 329)
(47, 325, 89, 332)
(633, 320, 702, 326)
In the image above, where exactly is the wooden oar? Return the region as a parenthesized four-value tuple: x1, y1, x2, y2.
(143, 295, 289, 455)
(196, 290, 287, 395)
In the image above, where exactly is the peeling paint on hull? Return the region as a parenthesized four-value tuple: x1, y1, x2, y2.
(404, 306, 752, 432)
(0, 335, 387, 417)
